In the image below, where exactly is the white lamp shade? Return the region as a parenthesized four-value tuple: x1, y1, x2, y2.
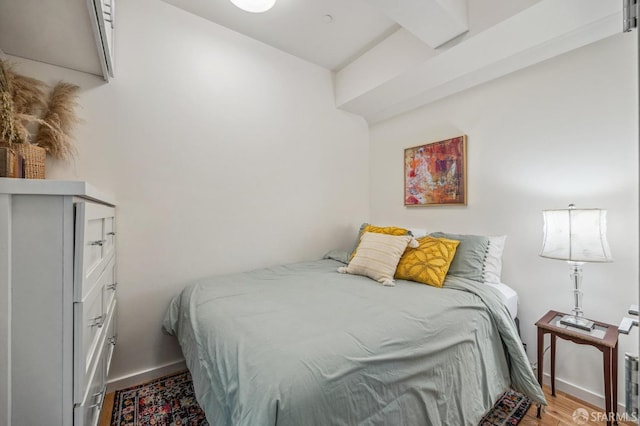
(540, 207, 613, 262)
(229, 0, 276, 13)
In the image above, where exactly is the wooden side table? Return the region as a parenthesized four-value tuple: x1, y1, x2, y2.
(535, 310, 619, 426)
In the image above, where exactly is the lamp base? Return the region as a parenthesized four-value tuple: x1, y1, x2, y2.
(560, 314, 595, 331)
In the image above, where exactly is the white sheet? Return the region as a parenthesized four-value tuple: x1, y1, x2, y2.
(485, 282, 518, 319)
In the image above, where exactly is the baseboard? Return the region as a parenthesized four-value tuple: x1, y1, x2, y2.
(106, 359, 187, 393)
(542, 372, 627, 414)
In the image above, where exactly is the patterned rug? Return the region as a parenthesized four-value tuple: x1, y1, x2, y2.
(111, 371, 531, 426)
(111, 371, 208, 426)
(479, 389, 532, 426)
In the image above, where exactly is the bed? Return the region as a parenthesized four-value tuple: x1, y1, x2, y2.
(163, 254, 545, 425)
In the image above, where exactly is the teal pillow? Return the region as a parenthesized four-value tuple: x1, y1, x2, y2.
(349, 223, 368, 259)
(429, 232, 490, 282)
(323, 250, 349, 265)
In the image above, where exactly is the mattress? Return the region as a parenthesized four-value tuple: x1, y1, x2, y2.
(485, 282, 518, 319)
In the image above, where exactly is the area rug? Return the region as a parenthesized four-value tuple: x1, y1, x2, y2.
(111, 371, 531, 426)
(478, 389, 532, 426)
(111, 370, 208, 426)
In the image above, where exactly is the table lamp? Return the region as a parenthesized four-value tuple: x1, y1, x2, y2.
(540, 204, 613, 331)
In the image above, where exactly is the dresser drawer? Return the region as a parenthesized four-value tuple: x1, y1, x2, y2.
(74, 257, 115, 404)
(103, 300, 117, 378)
(103, 256, 117, 316)
(73, 300, 116, 426)
(73, 354, 106, 426)
(74, 201, 116, 301)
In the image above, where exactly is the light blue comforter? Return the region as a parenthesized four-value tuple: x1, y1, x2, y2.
(163, 258, 545, 425)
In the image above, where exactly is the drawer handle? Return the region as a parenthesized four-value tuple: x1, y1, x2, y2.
(89, 390, 105, 408)
(107, 232, 116, 236)
(89, 239, 106, 246)
(107, 282, 118, 291)
(90, 315, 105, 328)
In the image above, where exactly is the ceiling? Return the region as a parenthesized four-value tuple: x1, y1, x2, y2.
(162, 0, 535, 72)
(162, 0, 626, 123)
(162, 0, 402, 71)
(1, 0, 626, 124)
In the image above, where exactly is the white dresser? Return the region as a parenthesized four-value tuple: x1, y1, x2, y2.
(0, 179, 117, 426)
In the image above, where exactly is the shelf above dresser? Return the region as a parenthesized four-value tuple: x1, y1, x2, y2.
(0, 0, 115, 80)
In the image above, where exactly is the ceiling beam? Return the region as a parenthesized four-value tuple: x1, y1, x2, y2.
(336, 0, 623, 123)
(365, 0, 468, 48)
(335, 29, 437, 107)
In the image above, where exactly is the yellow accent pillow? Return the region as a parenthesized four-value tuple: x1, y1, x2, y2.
(350, 224, 410, 260)
(395, 237, 460, 288)
(339, 232, 417, 286)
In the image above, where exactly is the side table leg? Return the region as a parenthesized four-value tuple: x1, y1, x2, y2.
(550, 334, 556, 397)
(537, 328, 544, 418)
(604, 348, 612, 426)
(613, 343, 618, 425)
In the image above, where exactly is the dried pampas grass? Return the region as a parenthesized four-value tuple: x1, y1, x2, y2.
(9, 73, 47, 115)
(0, 59, 80, 161)
(0, 60, 19, 144)
(0, 60, 51, 146)
(0, 91, 16, 143)
(34, 82, 80, 160)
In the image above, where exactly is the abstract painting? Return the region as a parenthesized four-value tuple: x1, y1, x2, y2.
(404, 135, 467, 206)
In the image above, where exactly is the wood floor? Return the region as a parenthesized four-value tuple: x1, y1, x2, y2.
(520, 387, 635, 425)
(99, 385, 635, 426)
(98, 392, 115, 426)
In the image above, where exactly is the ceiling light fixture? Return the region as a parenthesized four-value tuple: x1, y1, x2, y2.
(229, 0, 276, 13)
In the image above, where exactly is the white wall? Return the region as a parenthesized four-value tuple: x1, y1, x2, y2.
(8, 0, 369, 383)
(369, 32, 639, 408)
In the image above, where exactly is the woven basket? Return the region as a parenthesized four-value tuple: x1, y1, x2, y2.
(10, 144, 45, 179)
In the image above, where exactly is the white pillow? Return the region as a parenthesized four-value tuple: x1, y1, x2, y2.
(338, 232, 418, 286)
(484, 235, 506, 284)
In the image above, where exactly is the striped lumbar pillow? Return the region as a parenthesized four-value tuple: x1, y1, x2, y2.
(338, 232, 418, 286)
(349, 223, 411, 260)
